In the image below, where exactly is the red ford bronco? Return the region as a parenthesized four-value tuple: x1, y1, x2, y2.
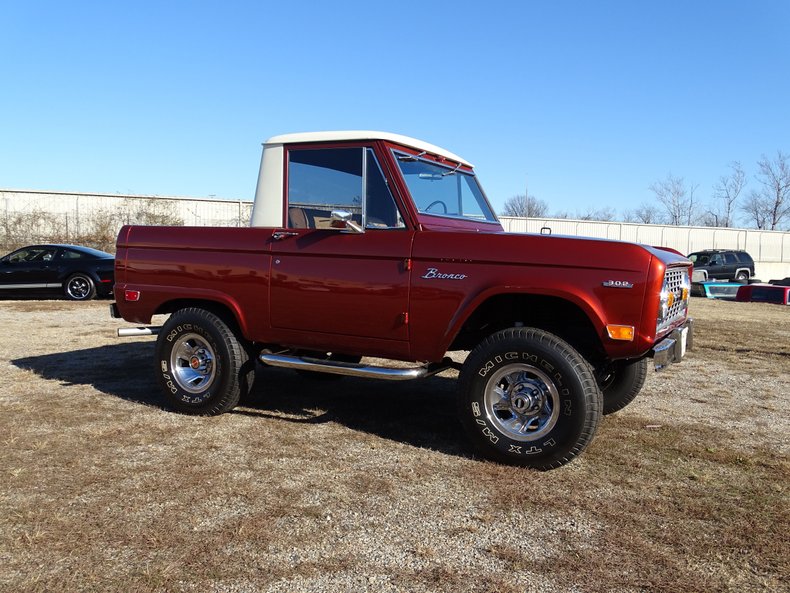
(112, 131, 693, 469)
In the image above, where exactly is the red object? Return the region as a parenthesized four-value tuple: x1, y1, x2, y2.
(114, 137, 693, 364)
(736, 283, 790, 305)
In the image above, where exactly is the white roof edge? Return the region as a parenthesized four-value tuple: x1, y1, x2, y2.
(264, 130, 473, 168)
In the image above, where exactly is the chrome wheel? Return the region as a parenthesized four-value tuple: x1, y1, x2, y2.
(66, 275, 93, 300)
(170, 333, 217, 393)
(484, 363, 560, 442)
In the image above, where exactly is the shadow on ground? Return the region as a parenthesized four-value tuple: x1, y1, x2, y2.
(12, 342, 469, 459)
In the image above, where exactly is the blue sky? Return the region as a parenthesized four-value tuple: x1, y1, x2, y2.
(1, 1, 788, 221)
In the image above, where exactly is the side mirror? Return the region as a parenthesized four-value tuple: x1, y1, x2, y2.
(331, 210, 364, 234)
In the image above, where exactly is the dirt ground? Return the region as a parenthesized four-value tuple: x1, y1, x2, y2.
(0, 297, 787, 593)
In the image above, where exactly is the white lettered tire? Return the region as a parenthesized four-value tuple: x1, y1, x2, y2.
(458, 327, 602, 470)
(155, 308, 254, 415)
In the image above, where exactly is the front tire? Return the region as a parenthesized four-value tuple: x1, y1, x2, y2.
(64, 273, 96, 300)
(599, 358, 649, 415)
(155, 308, 254, 415)
(458, 328, 602, 470)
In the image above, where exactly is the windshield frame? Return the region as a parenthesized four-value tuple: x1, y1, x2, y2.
(391, 149, 500, 225)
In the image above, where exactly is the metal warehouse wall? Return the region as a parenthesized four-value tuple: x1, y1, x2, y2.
(1, 189, 252, 228)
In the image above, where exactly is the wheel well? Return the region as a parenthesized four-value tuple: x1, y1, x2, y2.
(449, 294, 605, 365)
(155, 299, 244, 335)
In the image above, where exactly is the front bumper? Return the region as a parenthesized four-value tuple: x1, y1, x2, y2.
(651, 318, 694, 371)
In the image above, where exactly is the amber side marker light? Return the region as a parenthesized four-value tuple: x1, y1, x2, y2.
(607, 324, 635, 341)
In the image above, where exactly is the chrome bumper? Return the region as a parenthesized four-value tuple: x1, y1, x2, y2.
(652, 318, 694, 371)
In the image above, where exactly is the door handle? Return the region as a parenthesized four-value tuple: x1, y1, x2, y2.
(272, 231, 299, 241)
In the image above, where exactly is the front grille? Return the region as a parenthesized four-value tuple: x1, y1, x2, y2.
(657, 267, 689, 333)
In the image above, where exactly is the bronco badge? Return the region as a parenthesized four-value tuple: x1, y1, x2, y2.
(422, 267, 467, 280)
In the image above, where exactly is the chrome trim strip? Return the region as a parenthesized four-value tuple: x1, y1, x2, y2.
(0, 283, 62, 289)
(417, 212, 503, 224)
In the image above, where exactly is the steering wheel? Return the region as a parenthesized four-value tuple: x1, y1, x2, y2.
(425, 200, 448, 213)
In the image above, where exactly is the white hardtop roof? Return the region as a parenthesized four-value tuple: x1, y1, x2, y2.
(264, 130, 473, 168)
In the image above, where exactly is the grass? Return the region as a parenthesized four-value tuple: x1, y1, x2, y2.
(0, 297, 788, 592)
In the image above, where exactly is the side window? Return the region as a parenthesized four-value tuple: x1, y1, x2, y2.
(460, 175, 488, 219)
(365, 149, 405, 229)
(724, 253, 738, 264)
(287, 147, 405, 230)
(288, 148, 363, 229)
(61, 249, 85, 260)
(709, 254, 723, 266)
(9, 247, 57, 262)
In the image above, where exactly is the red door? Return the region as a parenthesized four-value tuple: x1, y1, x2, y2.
(269, 229, 413, 342)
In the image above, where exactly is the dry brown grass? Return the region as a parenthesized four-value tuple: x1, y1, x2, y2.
(0, 297, 788, 593)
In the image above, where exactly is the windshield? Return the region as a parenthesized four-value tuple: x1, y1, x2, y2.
(393, 151, 498, 223)
(688, 253, 709, 265)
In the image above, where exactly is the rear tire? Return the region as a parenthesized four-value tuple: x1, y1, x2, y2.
(155, 308, 254, 415)
(64, 273, 96, 300)
(458, 327, 602, 470)
(598, 358, 649, 415)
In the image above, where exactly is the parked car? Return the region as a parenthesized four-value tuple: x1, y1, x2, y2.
(0, 244, 114, 300)
(112, 130, 693, 470)
(687, 249, 755, 281)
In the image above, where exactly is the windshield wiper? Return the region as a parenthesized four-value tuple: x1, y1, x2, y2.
(441, 162, 463, 176)
(397, 151, 427, 162)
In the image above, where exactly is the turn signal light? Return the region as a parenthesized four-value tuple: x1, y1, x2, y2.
(607, 324, 635, 341)
(124, 290, 141, 302)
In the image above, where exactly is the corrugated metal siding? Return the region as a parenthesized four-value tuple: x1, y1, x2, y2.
(1, 189, 253, 250)
(1, 190, 252, 226)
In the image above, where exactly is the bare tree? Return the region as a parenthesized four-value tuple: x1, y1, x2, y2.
(707, 161, 745, 227)
(501, 193, 549, 218)
(575, 207, 615, 221)
(649, 174, 699, 226)
(741, 151, 790, 230)
(623, 203, 665, 224)
(741, 192, 770, 229)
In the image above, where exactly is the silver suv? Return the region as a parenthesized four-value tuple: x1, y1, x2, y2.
(687, 249, 755, 282)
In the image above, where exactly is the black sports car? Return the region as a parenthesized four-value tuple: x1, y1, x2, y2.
(0, 244, 114, 300)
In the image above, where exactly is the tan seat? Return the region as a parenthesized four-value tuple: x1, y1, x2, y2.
(288, 207, 311, 229)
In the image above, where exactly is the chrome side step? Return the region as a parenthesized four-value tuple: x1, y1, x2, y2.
(259, 353, 454, 381)
(117, 327, 161, 337)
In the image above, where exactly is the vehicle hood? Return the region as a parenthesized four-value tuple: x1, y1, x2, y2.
(412, 231, 689, 273)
